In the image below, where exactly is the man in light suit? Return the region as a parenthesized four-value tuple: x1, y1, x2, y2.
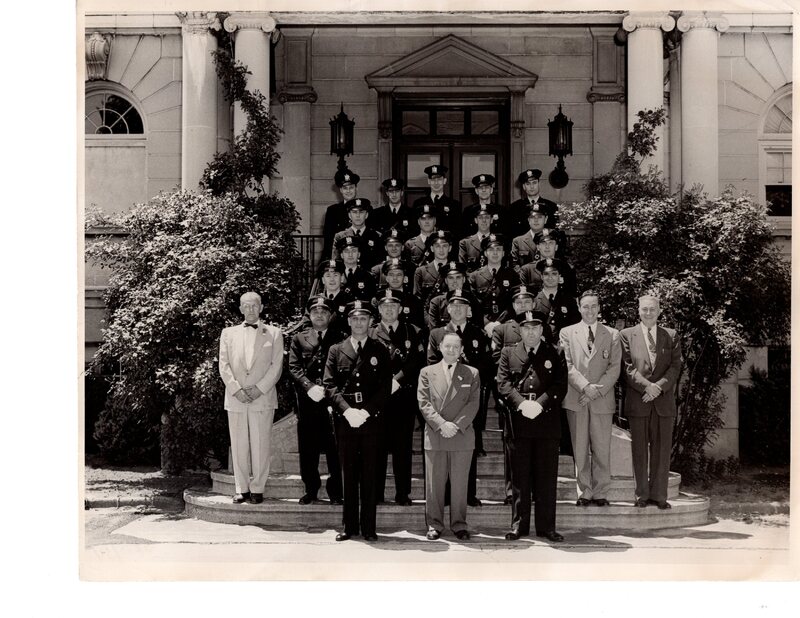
(559, 290, 621, 507)
(418, 331, 481, 541)
(620, 295, 683, 509)
(218, 291, 284, 504)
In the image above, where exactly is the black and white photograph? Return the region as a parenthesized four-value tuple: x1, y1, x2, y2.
(68, 0, 799, 598)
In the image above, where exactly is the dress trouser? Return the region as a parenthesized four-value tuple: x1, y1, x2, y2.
(296, 397, 342, 500)
(509, 436, 560, 535)
(376, 388, 416, 501)
(337, 421, 379, 537)
(227, 407, 275, 494)
(424, 449, 472, 533)
(565, 408, 612, 500)
(629, 408, 674, 503)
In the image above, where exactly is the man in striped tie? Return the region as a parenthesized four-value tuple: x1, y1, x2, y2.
(620, 295, 683, 510)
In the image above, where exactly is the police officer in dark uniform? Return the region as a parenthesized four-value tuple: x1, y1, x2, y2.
(459, 203, 499, 271)
(469, 234, 521, 332)
(509, 169, 558, 238)
(288, 296, 345, 505)
(519, 228, 576, 295)
(369, 289, 426, 506)
(370, 228, 409, 288)
(497, 310, 568, 543)
(321, 169, 360, 260)
(332, 198, 383, 270)
(372, 177, 418, 237)
(372, 258, 423, 325)
(404, 202, 439, 266)
(413, 230, 453, 314)
(511, 202, 555, 271)
(324, 300, 392, 542)
(531, 258, 580, 345)
(301, 259, 352, 332)
(461, 174, 505, 239)
(335, 235, 377, 302)
(426, 261, 483, 332)
(412, 164, 460, 234)
(428, 289, 492, 506)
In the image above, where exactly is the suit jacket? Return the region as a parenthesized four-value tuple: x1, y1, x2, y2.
(509, 197, 558, 233)
(496, 341, 568, 439)
(461, 203, 503, 238)
(413, 261, 447, 306)
(368, 321, 425, 388)
(490, 319, 521, 363)
(458, 233, 486, 269)
(469, 265, 520, 322)
(510, 232, 540, 269)
(412, 193, 461, 234)
(418, 362, 480, 451)
(532, 288, 580, 343)
(427, 321, 492, 382)
(404, 234, 433, 266)
(341, 267, 377, 301)
(620, 324, 683, 418)
(560, 322, 621, 414)
(370, 204, 418, 237)
(332, 228, 384, 269)
(219, 322, 284, 412)
(288, 326, 346, 394)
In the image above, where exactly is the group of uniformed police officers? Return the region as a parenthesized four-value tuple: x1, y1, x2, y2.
(287, 164, 581, 543)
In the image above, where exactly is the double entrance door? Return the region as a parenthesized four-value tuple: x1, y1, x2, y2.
(392, 99, 510, 213)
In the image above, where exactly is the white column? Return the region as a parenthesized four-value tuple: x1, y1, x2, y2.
(667, 45, 682, 193)
(677, 12, 729, 197)
(223, 12, 276, 136)
(622, 12, 675, 172)
(178, 12, 220, 190)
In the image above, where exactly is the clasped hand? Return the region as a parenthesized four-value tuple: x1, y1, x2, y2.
(579, 383, 603, 405)
(234, 386, 263, 403)
(642, 383, 662, 403)
(307, 385, 325, 402)
(518, 400, 543, 419)
(343, 407, 370, 428)
(439, 421, 459, 439)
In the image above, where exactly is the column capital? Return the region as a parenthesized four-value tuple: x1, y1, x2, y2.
(86, 32, 110, 81)
(622, 12, 675, 33)
(224, 12, 277, 34)
(677, 12, 729, 34)
(177, 11, 221, 34)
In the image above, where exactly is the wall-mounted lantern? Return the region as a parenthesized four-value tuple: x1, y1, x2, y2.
(548, 105, 573, 189)
(329, 103, 355, 173)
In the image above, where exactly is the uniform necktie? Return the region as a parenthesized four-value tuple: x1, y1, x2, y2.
(491, 268, 497, 278)
(355, 230, 362, 238)
(388, 325, 395, 336)
(356, 340, 363, 356)
(392, 208, 398, 216)
(317, 330, 324, 345)
(446, 364, 453, 386)
(456, 325, 463, 337)
(347, 269, 353, 278)
(245, 323, 258, 329)
(588, 325, 594, 352)
(328, 293, 334, 300)
(434, 195, 439, 204)
(647, 328, 657, 355)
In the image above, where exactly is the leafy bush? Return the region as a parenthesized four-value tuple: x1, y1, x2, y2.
(560, 109, 791, 481)
(739, 361, 790, 467)
(87, 37, 305, 472)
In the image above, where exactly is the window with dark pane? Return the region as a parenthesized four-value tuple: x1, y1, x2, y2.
(402, 110, 430, 135)
(436, 110, 464, 135)
(471, 110, 499, 135)
(85, 91, 144, 135)
(766, 185, 791, 216)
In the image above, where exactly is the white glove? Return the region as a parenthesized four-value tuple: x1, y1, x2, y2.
(307, 385, 325, 402)
(343, 408, 365, 428)
(484, 321, 500, 337)
(391, 379, 401, 394)
(519, 400, 543, 420)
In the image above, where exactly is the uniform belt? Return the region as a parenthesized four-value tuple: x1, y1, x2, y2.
(521, 393, 538, 400)
(342, 392, 364, 403)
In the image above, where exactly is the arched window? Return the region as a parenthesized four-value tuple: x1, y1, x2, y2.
(759, 85, 792, 217)
(85, 87, 144, 135)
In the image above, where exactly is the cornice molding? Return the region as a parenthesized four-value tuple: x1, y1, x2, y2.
(224, 12, 276, 34)
(622, 12, 675, 33)
(86, 32, 111, 81)
(176, 11, 221, 35)
(677, 12, 729, 34)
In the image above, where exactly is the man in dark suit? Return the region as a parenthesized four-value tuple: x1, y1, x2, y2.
(288, 296, 345, 505)
(418, 332, 481, 541)
(496, 310, 568, 542)
(370, 289, 425, 505)
(371, 177, 418, 238)
(620, 295, 683, 510)
(509, 168, 558, 238)
(323, 300, 392, 542)
(321, 169, 360, 260)
(412, 164, 460, 234)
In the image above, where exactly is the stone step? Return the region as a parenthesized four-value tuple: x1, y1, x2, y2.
(211, 470, 682, 501)
(184, 488, 710, 531)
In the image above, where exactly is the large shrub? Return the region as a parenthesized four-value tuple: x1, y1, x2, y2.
(87, 36, 305, 472)
(560, 109, 790, 481)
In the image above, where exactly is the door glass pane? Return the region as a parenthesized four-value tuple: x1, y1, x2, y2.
(407, 153, 441, 185)
(461, 153, 496, 188)
(472, 110, 499, 135)
(402, 110, 430, 135)
(437, 110, 464, 135)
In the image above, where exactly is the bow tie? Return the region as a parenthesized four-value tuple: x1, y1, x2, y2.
(244, 323, 258, 329)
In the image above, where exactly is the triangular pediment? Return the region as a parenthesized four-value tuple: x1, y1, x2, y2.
(366, 34, 538, 92)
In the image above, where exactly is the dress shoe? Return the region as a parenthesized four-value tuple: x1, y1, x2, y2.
(395, 497, 413, 506)
(503, 496, 513, 505)
(505, 530, 522, 541)
(656, 500, 672, 510)
(248, 493, 263, 504)
(426, 529, 441, 540)
(363, 534, 378, 542)
(634, 498, 648, 508)
(335, 532, 352, 542)
(593, 498, 609, 507)
(298, 493, 316, 505)
(576, 498, 591, 507)
(232, 492, 251, 504)
(537, 531, 564, 543)
(330, 497, 344, 505)
(467, 497, 482, 507)
(455, 529, 470, 541)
